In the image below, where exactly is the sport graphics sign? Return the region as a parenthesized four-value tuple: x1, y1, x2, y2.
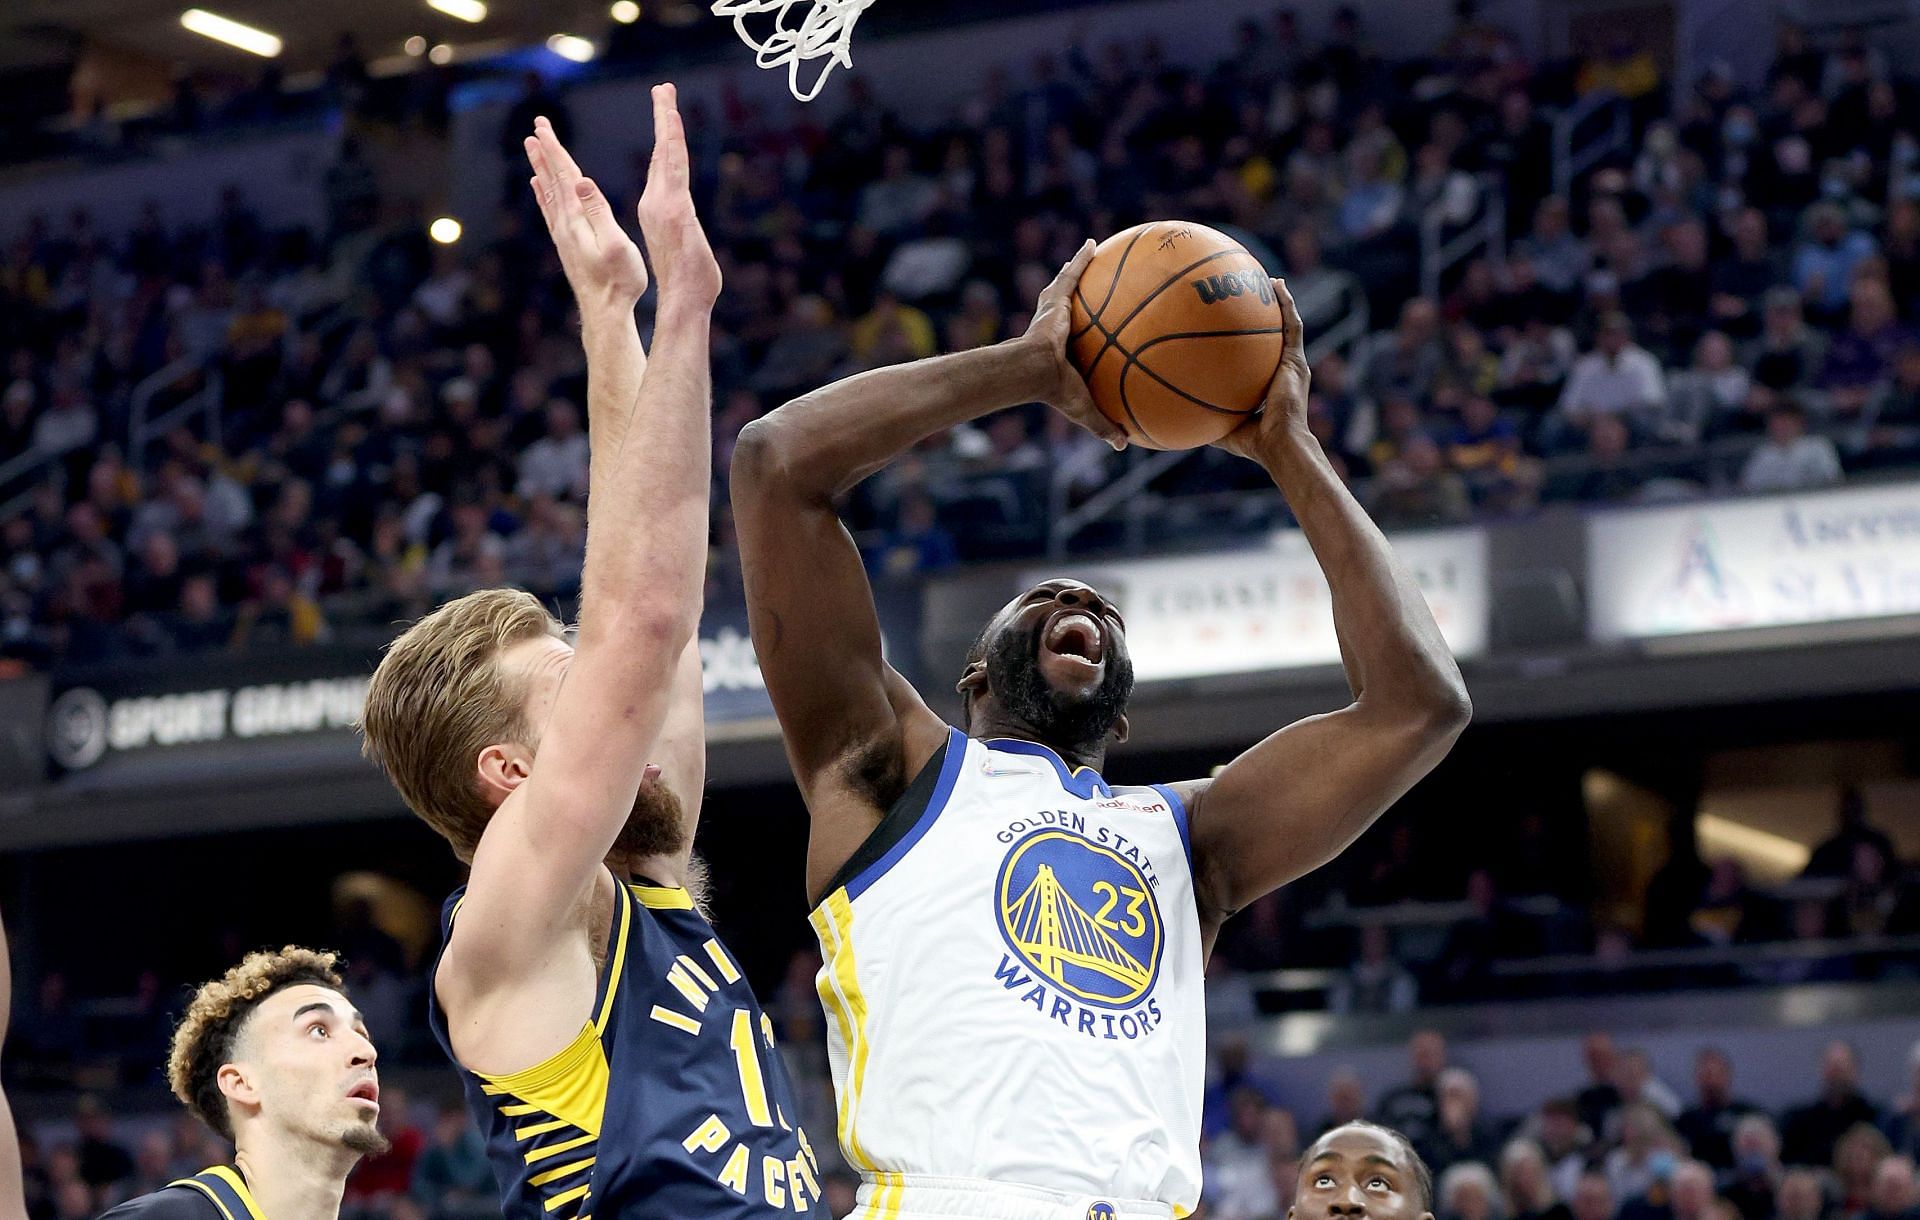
(1588, 482, 1920, 640)
(45, 653, 374, 774)
(44, 594, 924, 771)
(1030, 527, 1488, 682)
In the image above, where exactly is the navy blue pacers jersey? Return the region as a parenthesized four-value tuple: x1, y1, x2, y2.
(427, 872, 828, 1220)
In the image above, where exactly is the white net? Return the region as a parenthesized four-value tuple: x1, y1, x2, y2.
(710, 0, 878, 102)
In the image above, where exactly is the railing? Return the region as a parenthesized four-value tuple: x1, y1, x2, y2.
(0, 446, 54, 520)
(1420, 173, 1505, 301)
(1043, 285, 1372, 558)
(127, 355, 222, 475)
(1552, 92, 1632, 198)
(1310, 278, 1371, 364)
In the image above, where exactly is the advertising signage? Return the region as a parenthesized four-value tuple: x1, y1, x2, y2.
(1587, 482, 1920, 641)
(40, 592, 923, 776)
(1028, 527, 1490, 683)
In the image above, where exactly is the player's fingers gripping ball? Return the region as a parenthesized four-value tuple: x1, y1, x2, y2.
(1068, 221, 1288, 450)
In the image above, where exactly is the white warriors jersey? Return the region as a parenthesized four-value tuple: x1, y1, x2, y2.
(807, 728, 1206, 1217)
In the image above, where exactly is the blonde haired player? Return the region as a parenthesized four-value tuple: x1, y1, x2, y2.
(361, 89, 823, 1219)
(731, 254, 1470, 1219)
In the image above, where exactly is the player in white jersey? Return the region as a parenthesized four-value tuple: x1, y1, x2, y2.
(730, 247, 1471, 1220)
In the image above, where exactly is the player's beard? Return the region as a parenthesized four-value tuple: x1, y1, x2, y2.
(984, 619, 1134, 757)
(611, 775, 688, 862)
(342, 1121, 391, 1157)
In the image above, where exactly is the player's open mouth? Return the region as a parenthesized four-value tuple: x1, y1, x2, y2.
(347, 1079, 380, 1106)
(1042, 610, 1105, 667)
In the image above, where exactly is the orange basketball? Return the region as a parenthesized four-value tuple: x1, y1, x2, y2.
(1067, 221, 1286, 450)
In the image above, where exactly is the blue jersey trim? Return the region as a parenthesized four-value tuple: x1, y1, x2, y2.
(983, 736, 1113, 799)
(1151, 783, 1193, 869)
(844, 726, 968, 901)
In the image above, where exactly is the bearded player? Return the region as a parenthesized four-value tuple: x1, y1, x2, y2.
(730, 249, 1470, 1219)
(360, 90, 823, 1219)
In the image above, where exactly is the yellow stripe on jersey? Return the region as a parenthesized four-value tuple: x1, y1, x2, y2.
(170, 1180, 238, 1220)
(528, 1156, 596, 1187)
(810, 888, 879, 1175)
(631, 883, 694, 910)
(877, 1171, 905, 1219)
(476, 1022, 609, 1139)
(596, 882, 636, 1034)
(515, 1118, 570, 1141)
(526, 1132, 599, 1165)
(204, 1167, 265, 1220)
(545, 1182, 593, 1213)
(807, 903, 862, 1171)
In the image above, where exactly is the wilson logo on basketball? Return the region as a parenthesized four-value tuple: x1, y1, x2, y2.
(1189, 270, 1273, 306)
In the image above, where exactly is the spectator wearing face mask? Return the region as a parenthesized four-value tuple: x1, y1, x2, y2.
(1719, 1115, 1786, 1220)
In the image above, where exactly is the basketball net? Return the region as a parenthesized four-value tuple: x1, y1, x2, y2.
(710, 0, 877, 101)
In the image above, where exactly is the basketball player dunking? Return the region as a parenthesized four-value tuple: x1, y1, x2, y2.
(730, 250, 1471, 1220)
(361, 90, 824, 1219)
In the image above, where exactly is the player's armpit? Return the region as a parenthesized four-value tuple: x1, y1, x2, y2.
(729, 428, 948, 894)
(1178, 699, 1467, 933)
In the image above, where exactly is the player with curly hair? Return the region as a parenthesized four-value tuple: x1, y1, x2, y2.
(98, 946, 384, 1220)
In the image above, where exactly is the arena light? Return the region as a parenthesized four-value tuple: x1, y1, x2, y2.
(404, 35, 427, 55)
(428, 42, 454, 64)
(429, 217, 463, 245)
(427, 0, 488, 22)
(179, 9, 283, 57)
(1696, 814, 1810, 875)
(610, 1, 641, 22)
(547, 33, 597, 62)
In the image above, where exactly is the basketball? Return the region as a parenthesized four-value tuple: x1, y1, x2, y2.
(1068, 221, 1287, 450)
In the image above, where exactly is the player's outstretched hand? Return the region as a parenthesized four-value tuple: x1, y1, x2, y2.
(1023, 240, 1128, 451)
(1213, 277, 1310, 464)
(526, 116, 648, 310)
(636, 83, 722, 308)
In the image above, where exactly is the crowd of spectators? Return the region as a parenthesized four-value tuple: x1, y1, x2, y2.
(13, 1009, 1920, 1220)
(1197, 1029, 1920, 1220)
(2, 792, 1911, 1220)
(7, 9, 1920, 669)
(1199, 790, 1920, 1019)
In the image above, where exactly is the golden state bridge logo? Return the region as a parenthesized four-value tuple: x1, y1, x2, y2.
(996, 829, 1164, 1011)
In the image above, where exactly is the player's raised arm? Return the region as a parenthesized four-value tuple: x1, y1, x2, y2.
(731, 242, 1124, 898)
(1171, 280, 1471, 936)
(524, 112, 707, 840)
(456, 84, 719, 967)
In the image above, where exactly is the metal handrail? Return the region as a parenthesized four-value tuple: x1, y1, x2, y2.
(1044, 278, 1375, 556)
(1420, 173, 1506, 300)
(1308, 280, 1370, 363)
(1552, 92, 1631, 198)
(1491, 932, 1920, 977)
(0, 446, 54, 511)
(128, 359, 222, 474)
